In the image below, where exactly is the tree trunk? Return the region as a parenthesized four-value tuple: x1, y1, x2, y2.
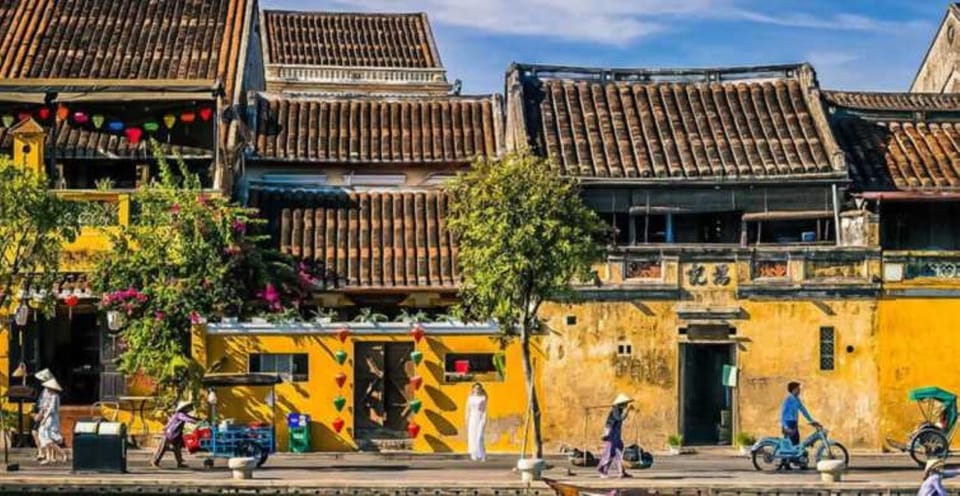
(520, 322, 543, 459)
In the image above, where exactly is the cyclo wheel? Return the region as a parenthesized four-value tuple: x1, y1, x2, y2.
(815, 441, 850, 467)
(910, 430, 949, 467)
(751, 443, 780, 472)
(235, 440, 268, 467)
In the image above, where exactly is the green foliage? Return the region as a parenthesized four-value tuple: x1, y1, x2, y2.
(447, 151, 607, 459)
(0, 156, 82, 314)
(447, 152, 607, 334)
(91, 145, 307, 405)
(735, 432, 756, 447)
(352, 307, 388, 323)
(667, 434, 684, 447)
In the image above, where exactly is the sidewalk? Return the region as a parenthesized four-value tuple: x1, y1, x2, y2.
(0, 449, 946, 494)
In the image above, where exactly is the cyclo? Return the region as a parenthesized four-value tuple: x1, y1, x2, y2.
(885, 386, 957, 467)
(750, 422, 849, 471)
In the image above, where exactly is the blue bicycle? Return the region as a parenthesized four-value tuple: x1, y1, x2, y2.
(751, 423, 849, 471)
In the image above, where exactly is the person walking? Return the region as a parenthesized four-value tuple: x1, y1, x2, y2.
(31, 369, 54, 461)
(779, 381, 818, 470)
(919, 459, 960, 496)
(598, 393, 633, 479)
(36, 378, 65, 464)
(152, 400, 200, 468)
(465, 382, 488, 461)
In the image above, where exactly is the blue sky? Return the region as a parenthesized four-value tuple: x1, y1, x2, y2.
(262, 0, 948, 95)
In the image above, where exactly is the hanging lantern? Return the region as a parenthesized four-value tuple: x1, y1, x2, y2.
(107, 310, 126, 332)
(2, 115, 13, 127)
(65, 294, 79, 320)
(331, 417, 345, 434)
(17, 111, 31, 122)
(409, 375, 423, 391)
(410, 324, 426, 343)
(334, 372, 347, 388)
(334, 350, 348, 365)
(199, 107, 214, 121)
(408, 399, 422, 414)
(92, 115, 105, 129)
(143, 121, 160, 133)
(333, 395, 346, 412)
(180, 112, 196, 124)
(125, 127, 143, 145)
(163, 114, 177, 129)
(409, 350, 423, 366)
(107, 120, 124, 133)
(72, 112, 89, 125)
(56, 104, 69, 122)
(14, 304, 29, 327)
(406, 422, 421, 438)
(36, 107, 51, 121)
(336, 326, 350, 343)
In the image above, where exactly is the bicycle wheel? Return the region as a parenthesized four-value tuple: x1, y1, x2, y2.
(751, 443, 780, 472)
(815, 441, 849, 467)
(910, 430, 948, 467)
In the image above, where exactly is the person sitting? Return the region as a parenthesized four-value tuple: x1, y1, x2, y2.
(779, 381, 818, 470)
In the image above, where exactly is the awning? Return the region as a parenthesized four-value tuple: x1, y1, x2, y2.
(742, 210, 834, 222)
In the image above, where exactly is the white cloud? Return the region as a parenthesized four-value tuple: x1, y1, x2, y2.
(313, 0, 928, 45)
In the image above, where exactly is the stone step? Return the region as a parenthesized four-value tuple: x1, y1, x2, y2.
(356, 437, 414, 452)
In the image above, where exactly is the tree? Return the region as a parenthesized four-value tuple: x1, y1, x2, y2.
(0, 156, 82, 314)
(447, 152, 607, 459)
(91, 147, 309, 404)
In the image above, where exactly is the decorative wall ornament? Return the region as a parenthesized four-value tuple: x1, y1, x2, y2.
(686, 264, 707, 286)
(712, 264, 731, 286)
(624, 260, 662, 280)
(755, 260, 789, 279)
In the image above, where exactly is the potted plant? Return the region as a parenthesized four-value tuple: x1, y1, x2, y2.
(99, 287, 148, 332)
(735, 432, 756, 456)
(312, 308, 339, 325)
(666, 434, 683, 455)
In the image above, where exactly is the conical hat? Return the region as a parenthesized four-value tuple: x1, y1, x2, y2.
(34, 369, 54, 382)
(41, 378, 62, 392)
(175, 400, 193, 412)
(612, 393, 633, 406)
(925, 458, 945, 478)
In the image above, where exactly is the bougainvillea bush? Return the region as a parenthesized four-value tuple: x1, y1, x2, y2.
(92, 146, 311, 403)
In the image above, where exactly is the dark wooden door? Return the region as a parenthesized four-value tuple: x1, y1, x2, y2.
(354, 342, 413, 435)
(99, 323, 126, 401)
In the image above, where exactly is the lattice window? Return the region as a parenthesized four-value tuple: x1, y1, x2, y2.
(819, 327, 835, 371)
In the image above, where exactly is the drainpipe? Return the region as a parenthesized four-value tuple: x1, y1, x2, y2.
(832, 184, 842, 246)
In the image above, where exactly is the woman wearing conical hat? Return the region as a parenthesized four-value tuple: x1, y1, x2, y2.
(30, 369, 55, 461)
(598, 393, 634, 479)
(919, 458, 960, 496)
(37, 377, 66, 464)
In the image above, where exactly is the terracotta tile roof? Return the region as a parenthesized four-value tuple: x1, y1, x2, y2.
(0, 0, 252, 100)
(825, 91, 960, 192)
(250, 188, 457, 290)
(252, 93, 501, 164)
(510, 64, 843, 181)
(262, 11, 442, 69)
(0, 121, 212, 159)
(823, 91, 960, 112)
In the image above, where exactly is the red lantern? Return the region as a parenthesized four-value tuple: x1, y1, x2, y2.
(180, 112, 196, 124)
(65, 294, 79, 320)
(125, 127, 143, 145)
(334, 372, 347, 388)
(73, 112, 89, 125)
(37, 107, 51, 121)
(411, 324, 425, 343)
(336, 326, 350, 343)
(409, 375, 423, 391)
(56, 104, 69, 122)
(332, 417, 345, 433)
(406, 422, 421, 438)
(199, 107, 214, 121)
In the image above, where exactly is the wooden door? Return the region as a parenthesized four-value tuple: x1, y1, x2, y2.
(354, 342, 414, 436)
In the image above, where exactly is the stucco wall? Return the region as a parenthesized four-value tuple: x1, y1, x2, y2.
(199, 328, 540, 453)
(912, 8, 960, 93)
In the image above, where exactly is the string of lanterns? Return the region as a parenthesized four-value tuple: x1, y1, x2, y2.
(331, 326, 350, 435)
(1, 103, 215, 145)
(407, 324, 426, 440)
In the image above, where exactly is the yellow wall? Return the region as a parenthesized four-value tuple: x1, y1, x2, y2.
(538, 256, 881, 451)
(197, 327, 540, 453)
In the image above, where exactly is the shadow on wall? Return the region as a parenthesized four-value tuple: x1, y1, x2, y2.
(426, 409, 459, 436)
(423, 433, 453, 452)
(425, 384, 457, 412)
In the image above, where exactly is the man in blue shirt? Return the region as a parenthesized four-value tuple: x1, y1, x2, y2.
(780, 381, 818, 469)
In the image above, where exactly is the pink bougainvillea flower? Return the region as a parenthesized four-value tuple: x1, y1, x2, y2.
(232, 219, 246, 234)
(257, 283, 282, 311)
(189, 311, 203, 324)
(154, 311, 166, 321)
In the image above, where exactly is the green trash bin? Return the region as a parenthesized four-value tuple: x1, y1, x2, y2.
(290, 426, 310, 452)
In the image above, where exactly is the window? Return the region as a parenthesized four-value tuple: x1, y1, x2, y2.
(443, 353, 504, 382)
(746, 217, 835, 245)
(881, 202, 960, 250)
(617, 343, 633, 357)
(819, 327, 835, 371)
(630, 212, 741, 244)
(601, 212, 630, 245)
(565, 315, 577, 326)
(249, 353, 309, 381)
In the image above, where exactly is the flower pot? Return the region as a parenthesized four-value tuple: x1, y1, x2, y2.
(222, 316, 238, 324)
(667, 446, 681, 455)
(516, 458, 545, 483)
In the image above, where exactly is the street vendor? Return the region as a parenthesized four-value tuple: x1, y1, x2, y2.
(152, 400, 200, 469)
(780, 381, 818, 469)
(919, 459, 960, 496)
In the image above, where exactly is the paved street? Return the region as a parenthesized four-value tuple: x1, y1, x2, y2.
(0, 449, 951, 492)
